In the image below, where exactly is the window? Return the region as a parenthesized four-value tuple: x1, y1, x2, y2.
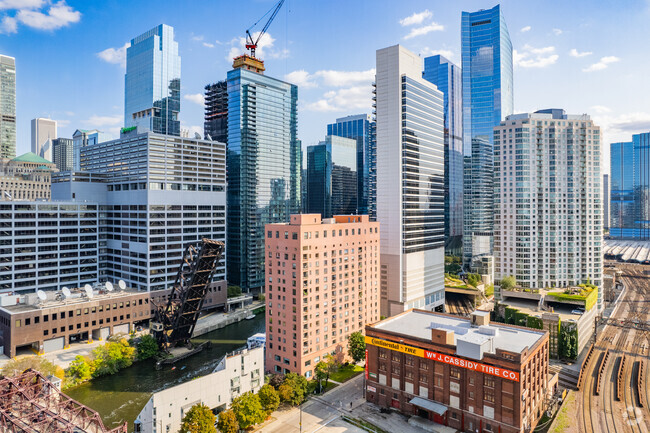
(379, 350, 387, 359)
(450, 367, 461, 379)
(484, 389, 495, 403)
(15, 319, 20, 328)
(484, 376, 495, 388)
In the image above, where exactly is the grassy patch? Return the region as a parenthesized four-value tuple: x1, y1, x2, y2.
(549, 391, 575, 433)
(329, 364, 364, 383)
(342, 416, 390, 433)
(308, 380, 338, 395)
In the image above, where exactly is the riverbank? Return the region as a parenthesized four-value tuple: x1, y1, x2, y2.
(192, 300, 265, 336)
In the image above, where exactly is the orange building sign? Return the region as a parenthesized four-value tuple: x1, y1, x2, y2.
(366, 336, 520, 382)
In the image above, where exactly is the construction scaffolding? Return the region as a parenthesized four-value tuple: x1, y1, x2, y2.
(0, 369, 127, 433)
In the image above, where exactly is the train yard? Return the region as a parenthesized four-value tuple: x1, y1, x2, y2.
(577, 263, 650, 433)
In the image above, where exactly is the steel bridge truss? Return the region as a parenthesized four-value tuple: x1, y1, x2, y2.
(152, 238, 224, 350)
(0, 369, 127, 433)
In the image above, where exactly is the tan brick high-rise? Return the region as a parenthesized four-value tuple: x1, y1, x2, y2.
(265, 214, 380, 377)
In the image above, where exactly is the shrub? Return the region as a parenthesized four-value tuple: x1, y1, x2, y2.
(217, 409, 239, 433)
(2, 356, 62, 379)
(500, 275, 516, 291)
(135, 334, 159, 360)
(227, 285, 242, 298)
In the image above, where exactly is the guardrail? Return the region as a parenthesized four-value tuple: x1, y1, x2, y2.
(595, 349, 610, 396)
(639, 360, 646, 408)
(616, 355, 626, 401)
(577, 343, 595, 390)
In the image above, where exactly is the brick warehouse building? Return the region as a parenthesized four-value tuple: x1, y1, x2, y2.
(265, 214, 380, 377)
(365, 309, 549, 433)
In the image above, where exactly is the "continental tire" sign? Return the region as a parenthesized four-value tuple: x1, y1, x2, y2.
(365, 336, 520, 382)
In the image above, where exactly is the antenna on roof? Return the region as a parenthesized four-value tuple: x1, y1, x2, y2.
(105, 281, 114, 292)
(61, 287, 71, 299)
(84, 284, 94, 299)
(118, 280, 126, 290)
(37, 290, 47, 302)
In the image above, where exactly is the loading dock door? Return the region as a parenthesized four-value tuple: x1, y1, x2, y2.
(113, 324, 129, 335)
(92, 327, 110, 341)
(42, 337, 64, 353)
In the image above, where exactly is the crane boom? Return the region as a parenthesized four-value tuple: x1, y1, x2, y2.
(245, 0, 285, 58)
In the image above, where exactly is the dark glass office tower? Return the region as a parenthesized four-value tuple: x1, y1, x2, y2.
(461, 5, 513, 267)
(306, 135, 358, 218)
(610, 133, 650, 239)
(226, 65, 301, 292)
(124, 24, 181, 136)
(423, 55, 463, 255)
(204, 81, 228, 143)
(327, 114, 374, 215)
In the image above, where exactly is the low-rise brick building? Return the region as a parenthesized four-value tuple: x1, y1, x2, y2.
(365, 309, 549, 433)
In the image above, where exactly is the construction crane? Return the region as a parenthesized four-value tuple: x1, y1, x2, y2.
(245, 0, 285, 59)
(150, 238, 224, 352)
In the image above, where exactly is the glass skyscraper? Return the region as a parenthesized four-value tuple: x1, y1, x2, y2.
(423, 55, 463, 255)
(306, 135, 358, 218)
(610, 133, 650, 239)
(327, 114, 374, 215)
(124, 24, 181, 136)
(0, 55, 16, 159)
(461, 5, 513, 267)
(226, 66, 301, 292)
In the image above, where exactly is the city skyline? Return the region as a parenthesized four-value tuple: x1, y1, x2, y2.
(2, 0, 649, 173)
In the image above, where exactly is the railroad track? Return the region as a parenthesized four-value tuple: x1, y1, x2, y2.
(579, 263, 650, 433)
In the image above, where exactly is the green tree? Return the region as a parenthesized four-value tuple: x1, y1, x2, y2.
(258, 384, 280, 414)
(135, 334, 159, 360)
(347, 332, 366, 364)
(467, 273, 481, 287)
(179, 403, 216, 433)
(227, 285, 242, 298)
(278, 373, 309, 405)
(314, 361, 328, 393)
(231, 392, 266, 429)
(500, 275, 516, 291)
(65, 355, 94, 385)
(2, 356, 62, 379)
(91, 338, 135, 378)
(216, 409, 239, 433)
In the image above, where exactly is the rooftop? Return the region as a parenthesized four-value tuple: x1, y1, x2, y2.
(372, 309, 545, 354)
(11, 152, 53, 165)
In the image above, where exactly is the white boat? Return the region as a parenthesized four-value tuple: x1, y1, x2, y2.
(245, 314, 255, 320)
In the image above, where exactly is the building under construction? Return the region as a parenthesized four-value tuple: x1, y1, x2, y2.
(0, 369, 127, 432)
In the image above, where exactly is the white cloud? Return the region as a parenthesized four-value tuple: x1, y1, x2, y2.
(399, 9, 432, 26)
(226, 32, 288, 62)
(514, 45, 559, 68)
(53, 118, 70, 127)
(552, 28, 563, 35)
(590, 105, 612, 114)
(305, 85, 372, 113)
(569, 48, 592, 58)
(284, 70, 318, 88)
(420, 48, 454, 59)
(15, 1, 80, 31)
(0, 0, 43, 10)
(202, 42, 214, 48)
(520, 25, 531, 33)
(0, 15, 16, 33)
(97, 42, 129, 68)
(184, 93, 205, 106)
(191, 35, 204, 41)
(283, 68, 375, 89)
(404, 22, 444, 40)
(583, 56, 620, 72)
(83, 115, 122, 128)
(593, 112, 650, 144)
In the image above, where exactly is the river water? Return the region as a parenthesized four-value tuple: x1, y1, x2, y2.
(66, 313, 265, 431)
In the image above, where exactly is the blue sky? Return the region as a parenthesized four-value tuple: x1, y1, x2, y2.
(3, 0, 650, 172)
